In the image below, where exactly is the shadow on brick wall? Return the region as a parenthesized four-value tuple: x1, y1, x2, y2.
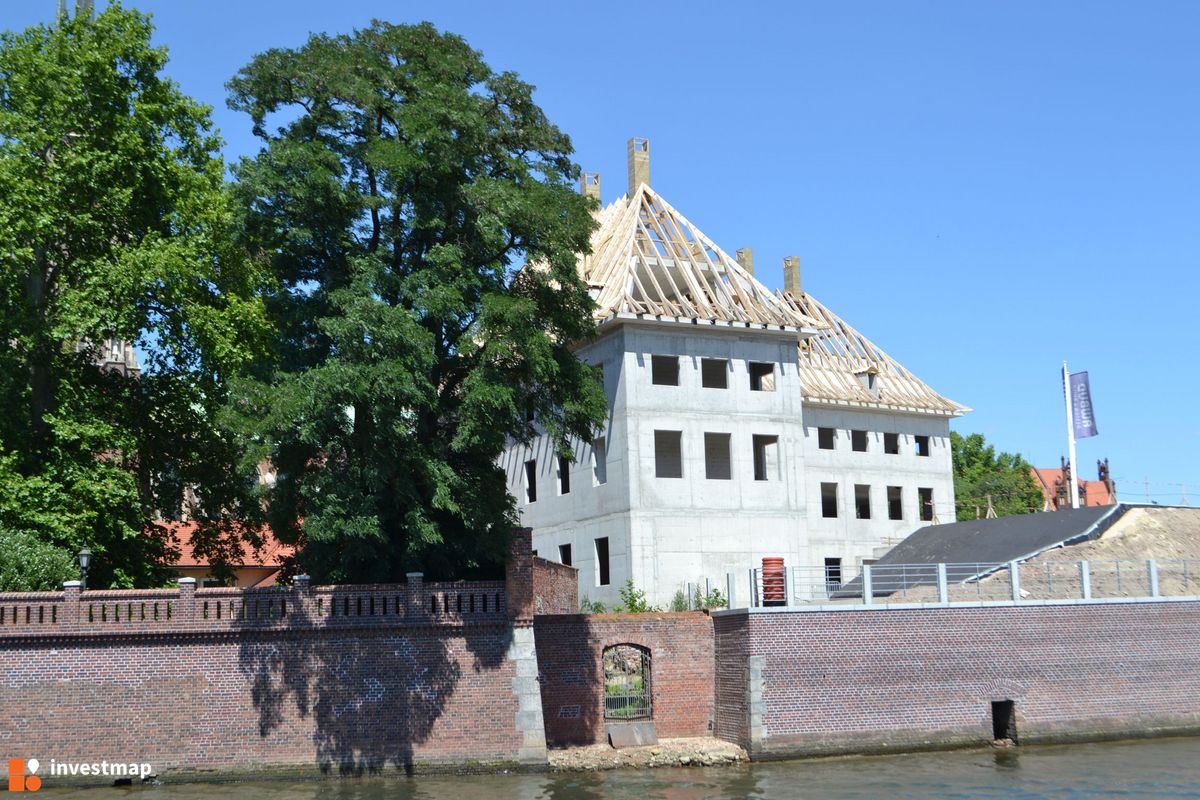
(236, 593, 510, 775)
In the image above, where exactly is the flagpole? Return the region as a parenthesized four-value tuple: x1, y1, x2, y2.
(1062, 361, 1080, 509)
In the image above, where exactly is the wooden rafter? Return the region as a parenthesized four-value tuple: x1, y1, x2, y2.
(779, 290, 968, 416)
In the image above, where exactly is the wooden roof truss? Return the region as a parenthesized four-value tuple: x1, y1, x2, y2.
(780, 290, 968, 416)
(581, 185, 819, 329)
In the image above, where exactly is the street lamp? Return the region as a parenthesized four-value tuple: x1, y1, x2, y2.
(78, 546, 91, 591)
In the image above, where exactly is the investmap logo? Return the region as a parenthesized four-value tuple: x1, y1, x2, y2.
(6, 758, 153, 791)
(6, 759, 40, 793)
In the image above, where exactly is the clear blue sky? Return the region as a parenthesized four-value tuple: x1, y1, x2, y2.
(8, 1, 1200, 501)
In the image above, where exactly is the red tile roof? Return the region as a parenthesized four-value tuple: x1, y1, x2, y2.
(156, 521, 294, 569)
(1032, 468, 1116, 509)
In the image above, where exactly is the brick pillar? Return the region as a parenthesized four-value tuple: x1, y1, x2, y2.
(61, 580, 81, 628)
(292, 574, 311, 622)
(407, 572, 426, 620)
(506, 527, 535, 623)
(177, 577, 197, 625)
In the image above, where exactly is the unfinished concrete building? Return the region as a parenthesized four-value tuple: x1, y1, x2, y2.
(502, 139, 967, 606)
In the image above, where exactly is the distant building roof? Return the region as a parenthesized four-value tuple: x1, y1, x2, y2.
(1032, 458, 1117, 511)
(158, 521, 293, 576)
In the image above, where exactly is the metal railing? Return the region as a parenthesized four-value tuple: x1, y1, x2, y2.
(733, 559, 1200, 609)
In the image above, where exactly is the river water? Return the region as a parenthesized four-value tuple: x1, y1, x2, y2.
(42, 738, 1200, 799)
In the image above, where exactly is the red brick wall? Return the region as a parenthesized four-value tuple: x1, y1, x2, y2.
(713, 611, 749, 746)
(0, 555, 537, 780)
(714, 601, 1200, 757)
(531, 558, 578, 615)
(0, 621, 523, 776)
(534, 612, 714, 747)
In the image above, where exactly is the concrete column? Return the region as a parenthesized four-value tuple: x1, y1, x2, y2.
(747, 655, 766, 754)
(1009, 561, 1022, 601)
(783, 256, 801, 294)
(1148, 560, 1160, 597)
(627, 138, 650, 193)
(936, 563, 949, 604)
(862, 564, 873, 605)
(726, 572, 738, 609)
(580, 172, 600, 203)
(508, 625, 547, 764)
(736, 247, 754, 276)
(1079, 561, 1092, 599)
(784, 566, 795, 607)
(748, 568, 759, 608)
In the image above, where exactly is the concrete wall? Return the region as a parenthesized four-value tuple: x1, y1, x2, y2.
(534, 612, 715, 747)
(713, 600, 1200, 759)
(502, 320, 960, 608)
(801, 405, 955, 574)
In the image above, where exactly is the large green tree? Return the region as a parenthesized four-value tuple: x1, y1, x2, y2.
(950, 431, 1044, 520)
(0, 5, 269, 588)
(228, 21, 605, 583)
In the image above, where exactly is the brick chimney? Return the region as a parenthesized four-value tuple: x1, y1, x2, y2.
(783, 255, 801, 294)
(580, 171, 601, 203)
(736, 247, 754, 276)
(627, 138, 650, 194)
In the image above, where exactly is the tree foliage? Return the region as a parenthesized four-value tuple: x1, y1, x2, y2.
(0, 5, 268, 587)
(950, 431, 1044, 521)
(227, 22, 605, 582)
(0, 526, 76, 593)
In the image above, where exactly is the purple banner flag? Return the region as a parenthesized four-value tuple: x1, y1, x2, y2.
(1070, 371, 1098, 439)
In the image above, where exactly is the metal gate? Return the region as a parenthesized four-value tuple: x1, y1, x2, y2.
(603, 644, 652, 720)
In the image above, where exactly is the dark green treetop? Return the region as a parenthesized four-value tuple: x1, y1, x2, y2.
(228, 21, 606, 582)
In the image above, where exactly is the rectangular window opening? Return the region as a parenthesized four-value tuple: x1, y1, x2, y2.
(915, 435, 931, 457)
(887, 486, 903, 520)
(651, 355, 680, 386)
(851, 430, 868, 452)
(821, 482, 838, 518)
(919, 487, 934, 521)
(704, 432, 732, 480)
(558, 544, 572, 567)
(884, 432, 900, 455)
(594, 537, 610, 586)
(557, 455, 571, 495)
(654, 430, 683, 479)
(824, 557, 843, 589)
(752, 434, 779, 481)
(749, 362, 776, 391)
(524, 459, 537, 504)
(701, 358, 729, 389)
(817, 427, 836, 450)
(854, 484, 871, 519)
(592, 437, 608, 486)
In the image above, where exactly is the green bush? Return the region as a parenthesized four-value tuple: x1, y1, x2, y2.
(0, 527, 76, 592)
(579, 595, 607, 613)
(669, 589, 689, 612)
(615, 578, 659, 613)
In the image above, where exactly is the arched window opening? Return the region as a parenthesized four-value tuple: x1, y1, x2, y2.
(603, 644, 652, 720)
